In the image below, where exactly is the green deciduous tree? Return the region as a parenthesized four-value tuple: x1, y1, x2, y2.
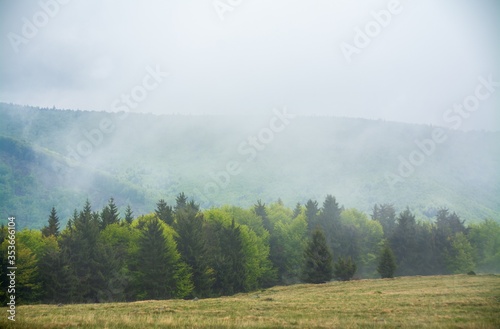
(468, 219, 500, 273)
(444, 232, 475, 274)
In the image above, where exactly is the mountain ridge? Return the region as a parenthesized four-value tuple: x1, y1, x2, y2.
(0, 103, 498, 228)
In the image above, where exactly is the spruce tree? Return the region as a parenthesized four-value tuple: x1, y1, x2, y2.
(205, 220, 246, 296)
(174, 192, 188, 214)
(320, 195, 342, 257)
(61, 200, 107, 302)
(133, 217, 192, 299)
(254, 200, 272, 233)
(301, 229, 333, 284)
(101, 198, 120, 229)
(334, 256, 357, 281)
(305, 199, 320, 234)
(38, 236, 72, 303)
(42, 207, 60, 237)
(371, 204, 396, 238)
(124, 204, 134, 224)
(377, 243, 397, 278)
(155, 199, 174, 226)
(174, 201, 213, 297)
(292, 202, 302, 218)
(390, 207, 417, 275)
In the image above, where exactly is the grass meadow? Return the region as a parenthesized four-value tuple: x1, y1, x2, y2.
(1, 274, 499, 328)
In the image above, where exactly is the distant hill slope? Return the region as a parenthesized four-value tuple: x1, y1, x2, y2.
(0, 103, 498, 228)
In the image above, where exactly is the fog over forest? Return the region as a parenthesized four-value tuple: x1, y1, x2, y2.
(1, 2, 500, 325)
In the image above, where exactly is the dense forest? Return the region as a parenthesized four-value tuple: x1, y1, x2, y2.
(1, 103, 499, 229)
(1, 193, 499, 305)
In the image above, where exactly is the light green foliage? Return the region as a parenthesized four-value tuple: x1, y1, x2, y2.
(468, 219, 500, 273)
(203, 207, 274, 291)
(272, 214, 308, 283)
(16, 229, 45, 258)
(445, 232, 476, 274)
(267, 201, 294, 224)
(340, 209, 384, 277)
(0, 238, 41, 303)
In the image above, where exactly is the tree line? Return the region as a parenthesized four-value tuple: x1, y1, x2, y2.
(1, 194, 499, 304)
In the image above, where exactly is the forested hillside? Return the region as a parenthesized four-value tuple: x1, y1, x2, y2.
(0, 103, 499, 228)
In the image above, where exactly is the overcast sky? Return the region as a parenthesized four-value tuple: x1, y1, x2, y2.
(1, 0, 499, 130)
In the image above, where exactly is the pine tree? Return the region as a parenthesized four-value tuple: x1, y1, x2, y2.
(377, 243, 397, 278)
(305, 199, 320, 234)
(61, 200, 107, 302)
(390, 207, 417, 275)
(42, 207, 60, 237)
(132, 217, 192, 299)
(292, 202, 302, 218)
(320, 195, 342, 257)
(334, 256, 357, 281)
(174, 201, 213, 297)
(205, 220, 246, 296)
(301, 229, 333, 284)
(38, 236, 72, 303)
(124, 204, 134, 224)
(101, 198, 120, 229)
(254, 200, 282, 285)
(254, 200, 272, 233)
(371, 204, 396, 238)
(174, 192, 188, 215)
(155, 199, 174, 226)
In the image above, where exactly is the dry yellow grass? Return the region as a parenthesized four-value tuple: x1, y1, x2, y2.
(1, 274, 499, 328)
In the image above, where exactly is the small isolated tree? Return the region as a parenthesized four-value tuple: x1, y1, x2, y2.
(377, 243, 397, 278)
(301, 229, 333, 284)
(334, 256, 357, 281)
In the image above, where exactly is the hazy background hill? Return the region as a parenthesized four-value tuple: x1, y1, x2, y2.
(1, 103, 498, 228)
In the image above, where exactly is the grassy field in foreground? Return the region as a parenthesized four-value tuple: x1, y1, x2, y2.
(1, 275, 499, 329)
